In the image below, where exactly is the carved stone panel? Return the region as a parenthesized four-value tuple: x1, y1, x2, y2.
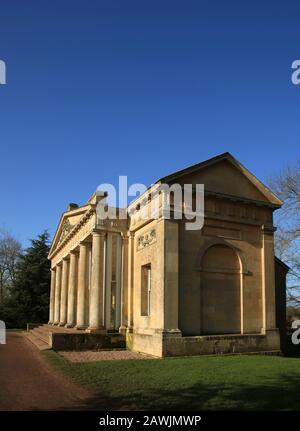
(137, 229, 156, 251)
(58, 219, 74, 245)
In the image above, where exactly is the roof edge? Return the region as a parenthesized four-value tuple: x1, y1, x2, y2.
(156, 152, 283, 207)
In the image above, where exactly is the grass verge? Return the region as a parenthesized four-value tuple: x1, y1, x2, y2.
(43, 351, 300, 410)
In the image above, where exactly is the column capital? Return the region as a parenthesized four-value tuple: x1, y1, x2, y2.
(79, 240, 90, 247)
(92, 229, 106, 237)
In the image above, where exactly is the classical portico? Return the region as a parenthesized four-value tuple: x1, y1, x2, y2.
(48, 195, 127, 334)
(45, 152, 287, 357)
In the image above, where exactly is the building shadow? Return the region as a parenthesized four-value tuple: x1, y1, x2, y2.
(49, 371, 300, 411)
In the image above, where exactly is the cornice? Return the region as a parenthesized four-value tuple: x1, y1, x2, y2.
(204, 189, 281, 209)
(49, 205, 95, 259)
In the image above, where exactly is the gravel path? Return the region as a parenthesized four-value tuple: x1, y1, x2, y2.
(0, 333, 94, 411)
(60, 349, 156, 362)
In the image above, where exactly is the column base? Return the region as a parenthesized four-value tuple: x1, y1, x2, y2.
(119, 326, 127, 335)
(86, 327, 107, 334)
(59, 322, 67, 327)
(65, 323, 75, 328)
(75, 324, 88, 330)
(53, 322, 59, 326)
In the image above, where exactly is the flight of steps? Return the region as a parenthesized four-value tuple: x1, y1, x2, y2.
(23, 325, 52, 351)
(23, 324, 92, 351)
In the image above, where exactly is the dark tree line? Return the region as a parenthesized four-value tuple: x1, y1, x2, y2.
(0, 231, 50, 328)
(0, 231, 22, 304)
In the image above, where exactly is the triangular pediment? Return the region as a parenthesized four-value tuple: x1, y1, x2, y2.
(57, 219, 74, 245)
(49, 205, 90, 257)
(158, 152, 282, 206)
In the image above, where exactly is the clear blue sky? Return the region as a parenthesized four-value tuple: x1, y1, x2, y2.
(0, 0, 299, 246)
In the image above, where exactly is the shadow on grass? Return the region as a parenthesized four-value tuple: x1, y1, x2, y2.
(43, 350, 300, 411)
(55, 372, 300, 411)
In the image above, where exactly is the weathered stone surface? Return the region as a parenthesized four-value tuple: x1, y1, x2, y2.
(46, 153, 285, 357)
(50, 332, 125, 351)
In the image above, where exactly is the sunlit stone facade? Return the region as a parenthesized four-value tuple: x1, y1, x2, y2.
(48, 153, 284, 357)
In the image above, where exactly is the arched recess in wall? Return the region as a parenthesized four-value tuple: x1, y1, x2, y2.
(200, 244, 242, 335)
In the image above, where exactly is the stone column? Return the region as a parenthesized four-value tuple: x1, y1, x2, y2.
(48, 267, 56, 324)
(66, 250, 78, 327)
(127, 232, 135, 330)
(115, 234, 122, 329)
(120, 235, 128, 333)
(59, 258, 69, 326)
(105, 233, 113, 329)
(53, 264, 62, 325)
(88, 231, 105, 331)
(76, 243, 89, 329)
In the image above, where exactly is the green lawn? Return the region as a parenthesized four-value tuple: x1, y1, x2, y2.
(44, 351, 300, 410)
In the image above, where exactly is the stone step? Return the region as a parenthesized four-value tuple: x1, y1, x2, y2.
(41, 324, 66, 333)
(36, 325, 53, 335)
(46, 326, 71, 334)
(32, 327, 50, 342)
(31, 327, 50, 344)
(23, 331, 51, 351)
(42, 323, 86, 334)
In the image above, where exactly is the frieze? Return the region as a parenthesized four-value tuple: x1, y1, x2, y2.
(137, 229, 156, 251)
(58, 219, 74, 244)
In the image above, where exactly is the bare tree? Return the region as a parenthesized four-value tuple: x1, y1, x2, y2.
(0, 231, 22, 304)
(269, 160, 300, 306)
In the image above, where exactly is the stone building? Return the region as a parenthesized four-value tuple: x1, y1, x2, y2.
(47, 152, 286, 357)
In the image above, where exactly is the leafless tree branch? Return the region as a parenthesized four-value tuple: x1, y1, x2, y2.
(0, 230, 22, 304)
